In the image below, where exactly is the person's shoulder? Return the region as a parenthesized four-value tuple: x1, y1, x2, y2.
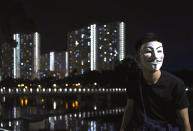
(161, 70, 184, 85)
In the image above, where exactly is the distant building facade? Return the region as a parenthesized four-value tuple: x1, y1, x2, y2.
(0, 41, 16, 79)
(97, 22, 125, 71)
(67, 21, 125, 75)
(40, 51, 67, 79)
(0, 32, 41, 80)
(67, 26, 92, 75)
(13, 32, 40, 79)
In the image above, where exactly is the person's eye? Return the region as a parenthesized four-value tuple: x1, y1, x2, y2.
(145, 51, 151, 53)
(158, 50, 163, 53)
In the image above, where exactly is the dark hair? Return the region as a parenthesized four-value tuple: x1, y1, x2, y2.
(135, 32, 162, 55)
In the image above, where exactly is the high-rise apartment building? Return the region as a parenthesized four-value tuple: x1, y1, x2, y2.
(0, 32, 40, 80)
(97, 22, 125, 71)
(67, 26, 92, 75)
(13, 32, 40, 79)
(0, 41, 16, 79)
(67, 21, 125, 75)
(40, 51, 67, 79)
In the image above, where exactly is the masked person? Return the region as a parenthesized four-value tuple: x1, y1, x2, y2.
(120, 33, 191, 131)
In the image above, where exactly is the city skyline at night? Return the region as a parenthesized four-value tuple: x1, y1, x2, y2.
(0, 0, 193, 71)
(0, 21, 126, 80)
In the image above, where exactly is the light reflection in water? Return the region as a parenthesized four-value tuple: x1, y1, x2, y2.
(0, 93, 127, 131)
(0, 106, 124, 131)
(53, 101, 56, 110)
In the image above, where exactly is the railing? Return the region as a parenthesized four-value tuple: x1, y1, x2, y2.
(0, 87, 127, 95)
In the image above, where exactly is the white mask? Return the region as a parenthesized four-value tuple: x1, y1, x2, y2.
(139, 41, 164, 71)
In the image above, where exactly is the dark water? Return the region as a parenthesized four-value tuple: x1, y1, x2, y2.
(0, 93, 127, 131)
(0, 91, 192, 131)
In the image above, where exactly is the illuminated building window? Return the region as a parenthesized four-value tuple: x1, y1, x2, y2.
(88, 60, 90, 63)
(109, 43, 112, 46)
(88, 26, 90, 29)
(81, 28, 84, 32)
(21, 63, 23, 66)
(29, 68, 32, 71)
(75, 41, 79, 46)
(114, 29, 117, 32)
(109, 47, 112, 51)
(100, 54, 103, 57)
(98, 28, 102, 31)
(104, 51, 107, 54)
(81, 69, 84, 74)
(26, 50, 29, 53)
(104, 57, 107, 62)
(74, 30, 78, 35)
(88, 42, 90, 46)
(81, 60, 84, 66)
(88, 53, 90, 56)
(24, 43, 26, 45)
(81, 34, 85, 38)
(75, 53, 79, 57)
(99, 45, 102, 49)
(104, 25, 106, 27)
(104, 38, 107, 41)
(99, 37, 102, 40)
(69, 66, 72, 69)
(70, 51, 72, 54)
(110, 53, 113, 55)
(107, 32, 109, 34)
(114, 49, 118, 53)
(69, 35, 72, 38)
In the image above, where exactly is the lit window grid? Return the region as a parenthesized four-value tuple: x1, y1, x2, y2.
(0, 43, 14, 79)
(13, 34, 21, 78)
(34, 32, 40, 77)
(13, 33, 41, 79)
(67, 28, 91, 74)
(119, 22, 125, 61)
(65, 51, 69, 77)
(50, 52, 55, 71)
(96, 22, 123, 71)
(13, 48, 17, 79)
(90, 24, 97, 71)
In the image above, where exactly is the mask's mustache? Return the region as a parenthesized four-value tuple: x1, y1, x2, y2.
(147, 59, 163, 63)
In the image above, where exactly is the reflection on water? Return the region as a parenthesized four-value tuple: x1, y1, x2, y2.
(0, 93, 126, 131)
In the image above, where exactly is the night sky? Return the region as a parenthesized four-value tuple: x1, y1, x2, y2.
(1, 0, 193, 71)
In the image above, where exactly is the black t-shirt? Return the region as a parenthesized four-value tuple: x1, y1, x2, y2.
(127, 70, 190, 125)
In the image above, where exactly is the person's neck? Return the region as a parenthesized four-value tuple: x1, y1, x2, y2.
(142, 69, 161, 86)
